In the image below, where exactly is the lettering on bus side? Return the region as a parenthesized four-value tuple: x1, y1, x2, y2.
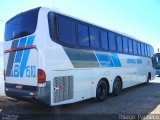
(12, 63, 36, 78)
(127, 58, 142, 64)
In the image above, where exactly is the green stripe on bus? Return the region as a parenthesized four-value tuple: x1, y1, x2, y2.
(64, 47, 100, 68)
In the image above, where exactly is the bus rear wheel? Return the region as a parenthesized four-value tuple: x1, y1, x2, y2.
(146, 73, 151, 84)
(96, 80, 109, 102)
(112, 77, 122, 96)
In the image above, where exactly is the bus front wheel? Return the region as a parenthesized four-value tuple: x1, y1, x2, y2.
(96, 80, 109, 102)
(112, 77, 122, 96)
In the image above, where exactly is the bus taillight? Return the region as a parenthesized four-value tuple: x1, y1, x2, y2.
(38, 69, 46, 87)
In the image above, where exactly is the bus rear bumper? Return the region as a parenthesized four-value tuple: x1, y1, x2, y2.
(5, 82, 51, 106)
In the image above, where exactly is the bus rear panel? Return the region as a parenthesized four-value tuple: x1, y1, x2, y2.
(4, 7, 51, 106)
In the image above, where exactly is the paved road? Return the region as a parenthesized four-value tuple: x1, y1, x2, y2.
(0, 78, 160, 119)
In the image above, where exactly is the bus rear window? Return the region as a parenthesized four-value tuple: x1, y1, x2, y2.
(5, 8, 40, 41)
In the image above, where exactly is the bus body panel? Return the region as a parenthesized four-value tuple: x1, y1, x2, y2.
(3, 8, 51, 106)
(4, 43, 38, 86)
(44, 43, 154, 105)
(47, 70, 92, 105)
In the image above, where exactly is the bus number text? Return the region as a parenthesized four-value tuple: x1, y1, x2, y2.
(26, 66, 36, 78)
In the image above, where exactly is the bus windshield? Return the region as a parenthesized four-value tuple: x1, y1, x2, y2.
(4, 7, 40, 41)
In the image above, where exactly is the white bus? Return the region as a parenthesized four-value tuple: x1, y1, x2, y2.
(3, 7, 155, 106)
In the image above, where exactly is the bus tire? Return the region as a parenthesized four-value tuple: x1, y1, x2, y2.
(146, 73, 151, 84)
(96, 80, 109, 102)
(112, 77, 122, 96)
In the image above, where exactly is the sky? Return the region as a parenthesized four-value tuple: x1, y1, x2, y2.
(0, 0, 160, 52)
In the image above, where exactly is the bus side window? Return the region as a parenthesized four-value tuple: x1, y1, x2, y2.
(137, 42, 141, 55)
(58, 16, 76, 45)
(48, 12, 58, 40)
(123, 37, 128, 53)
(133, 41, 137, 55)
(128, 39, 133, 54)
(141, 43, 145, 56)
(108, 32, 116, 51)
(150, 46, 153, 57)
(150, 47, 154, 56)
(101, 31, 108, 50)
(116, 35, 122, 52)
(78, 24, 89, 47)
(89, 26, 100, 49)
(144, 44, 148, 56)
(146, 45, 149, 57)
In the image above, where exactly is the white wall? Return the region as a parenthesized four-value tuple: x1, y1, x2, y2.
(0, 42, 4, 96)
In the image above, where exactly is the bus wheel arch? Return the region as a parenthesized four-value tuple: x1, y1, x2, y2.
(95, 78, 109, 102)
(112, 76, 123, 96)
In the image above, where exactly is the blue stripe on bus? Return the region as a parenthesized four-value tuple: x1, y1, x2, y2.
(95, 52, 114, 67)
(14, 37, 27, 63)
(19, 36, 35, 77)
(6, 40, 19, 76)
(25, 36, 35, 46)
(110, 53, 121, 67)
(19, 37, 27, 47)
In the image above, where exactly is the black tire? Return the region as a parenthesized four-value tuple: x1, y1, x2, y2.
(112, 77, 122, 96)
(96, 80, 109, 102)
(146, 73, 151, 84)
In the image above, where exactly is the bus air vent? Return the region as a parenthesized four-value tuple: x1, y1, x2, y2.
(53, 76, 73, 103)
